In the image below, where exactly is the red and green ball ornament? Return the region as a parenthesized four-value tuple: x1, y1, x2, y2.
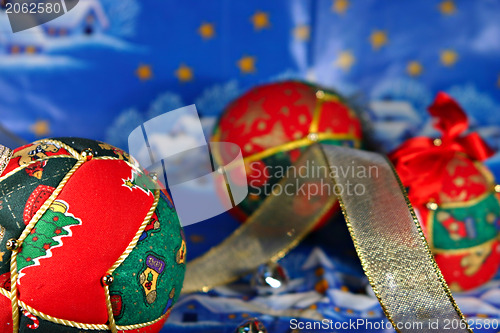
(212, 80, 363, 228)
(0, 138, 186, 332)
(391, 92, 500, 291)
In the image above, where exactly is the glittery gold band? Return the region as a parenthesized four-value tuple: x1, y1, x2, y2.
(0, 145, 12, 176)
(184, 144, 472, 333)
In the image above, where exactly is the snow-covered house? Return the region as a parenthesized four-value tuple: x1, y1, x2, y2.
(169, 295, 260, 325)
(369, 100, 422, 152)
(42, 0, 109, 37)
(322, 289, 381, 318)
(0, 14, 46, 54)
(300, 247, 342, 294)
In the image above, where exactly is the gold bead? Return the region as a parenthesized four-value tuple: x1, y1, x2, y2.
(81, 148, 94, 161)
(6, 238, 19, 251)
(101, 274, 114, 286)
(433, 138, 442, 147)
(307, 132, 319, 142)
(426, 201, 439, 211)
(316, 90, 325, 99)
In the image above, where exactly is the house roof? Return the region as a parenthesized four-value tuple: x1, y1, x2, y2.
(43, 0, 109, 29)
(301, 247, 335, 270)
(369, 100, 421, 123)
(174, 295, 254, 314)
(327, 289, 380, 311)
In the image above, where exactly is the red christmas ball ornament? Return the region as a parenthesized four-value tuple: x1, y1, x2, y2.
(0, 138, 185, 333)
(390, 92, 500, 291)
(212, 81, 363, 227)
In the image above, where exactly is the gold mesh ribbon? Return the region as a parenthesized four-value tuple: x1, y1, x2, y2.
(184, 143, 473, 332)
(183, 144, 337, 292)
(321, 145, 472, 332)
(0, 144, 12, 176)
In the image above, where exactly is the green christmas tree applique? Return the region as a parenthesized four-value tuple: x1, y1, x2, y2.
(18, 201, 81, 272)
(122, 170, 156, 195)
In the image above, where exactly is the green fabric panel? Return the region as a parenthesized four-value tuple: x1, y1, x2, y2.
(53, 137, 132, 161)
(432, 193, 500, 250)
(0, 157, 77, 275)
(110, 192, 185, 325)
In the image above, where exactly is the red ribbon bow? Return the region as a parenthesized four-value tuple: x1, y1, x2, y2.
(389, 92, 494, 206)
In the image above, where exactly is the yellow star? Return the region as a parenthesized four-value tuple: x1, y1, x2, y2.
(407, 61, 423, 77)
(440, 49, 458, 66)
(439, 0, 456, 15)
(136, 64, 153, 81)
(370, 30, 388, 50)
(237, 56, 256, 74)
(334, 51, 355, 71)
(293, 25, 310, 41)
(251, 11, 270, 30)
(332, 0, 349, 14)
(30, 120, 50, 137)
(251, 122, 289, 149)
(198, 22, 215, 40)
(235, 98, 269, 134)
(123, 179, 134, 189)
(175, 64, 194, 82)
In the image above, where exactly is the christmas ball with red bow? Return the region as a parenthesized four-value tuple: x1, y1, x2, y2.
(0, 138, 186, 332)
(212, 80, 363, 227)
(390, 93, 500, 291)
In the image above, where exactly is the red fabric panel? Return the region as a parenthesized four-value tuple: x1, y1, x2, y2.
(19, 159, 154, 324)
(0, 292, 12, 331)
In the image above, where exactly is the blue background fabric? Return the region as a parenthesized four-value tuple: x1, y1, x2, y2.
(1, 1, 500, 332)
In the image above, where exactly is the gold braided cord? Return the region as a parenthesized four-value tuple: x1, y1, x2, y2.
(37, 139, 81, 159)
(9, 250, 19, 332)
(93, 156, 143, 174)
(19, 299, 171, 331)
(19, 301, 110, 330)
(104, 285, 118, 333)
(0, 155, 75, 183)
(0, 286, 9, 298)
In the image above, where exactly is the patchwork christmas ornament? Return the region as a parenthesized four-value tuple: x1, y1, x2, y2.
(212, 81, 363, 226)
(0, 138, 186, 333)
(390, 92, 499, 291)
